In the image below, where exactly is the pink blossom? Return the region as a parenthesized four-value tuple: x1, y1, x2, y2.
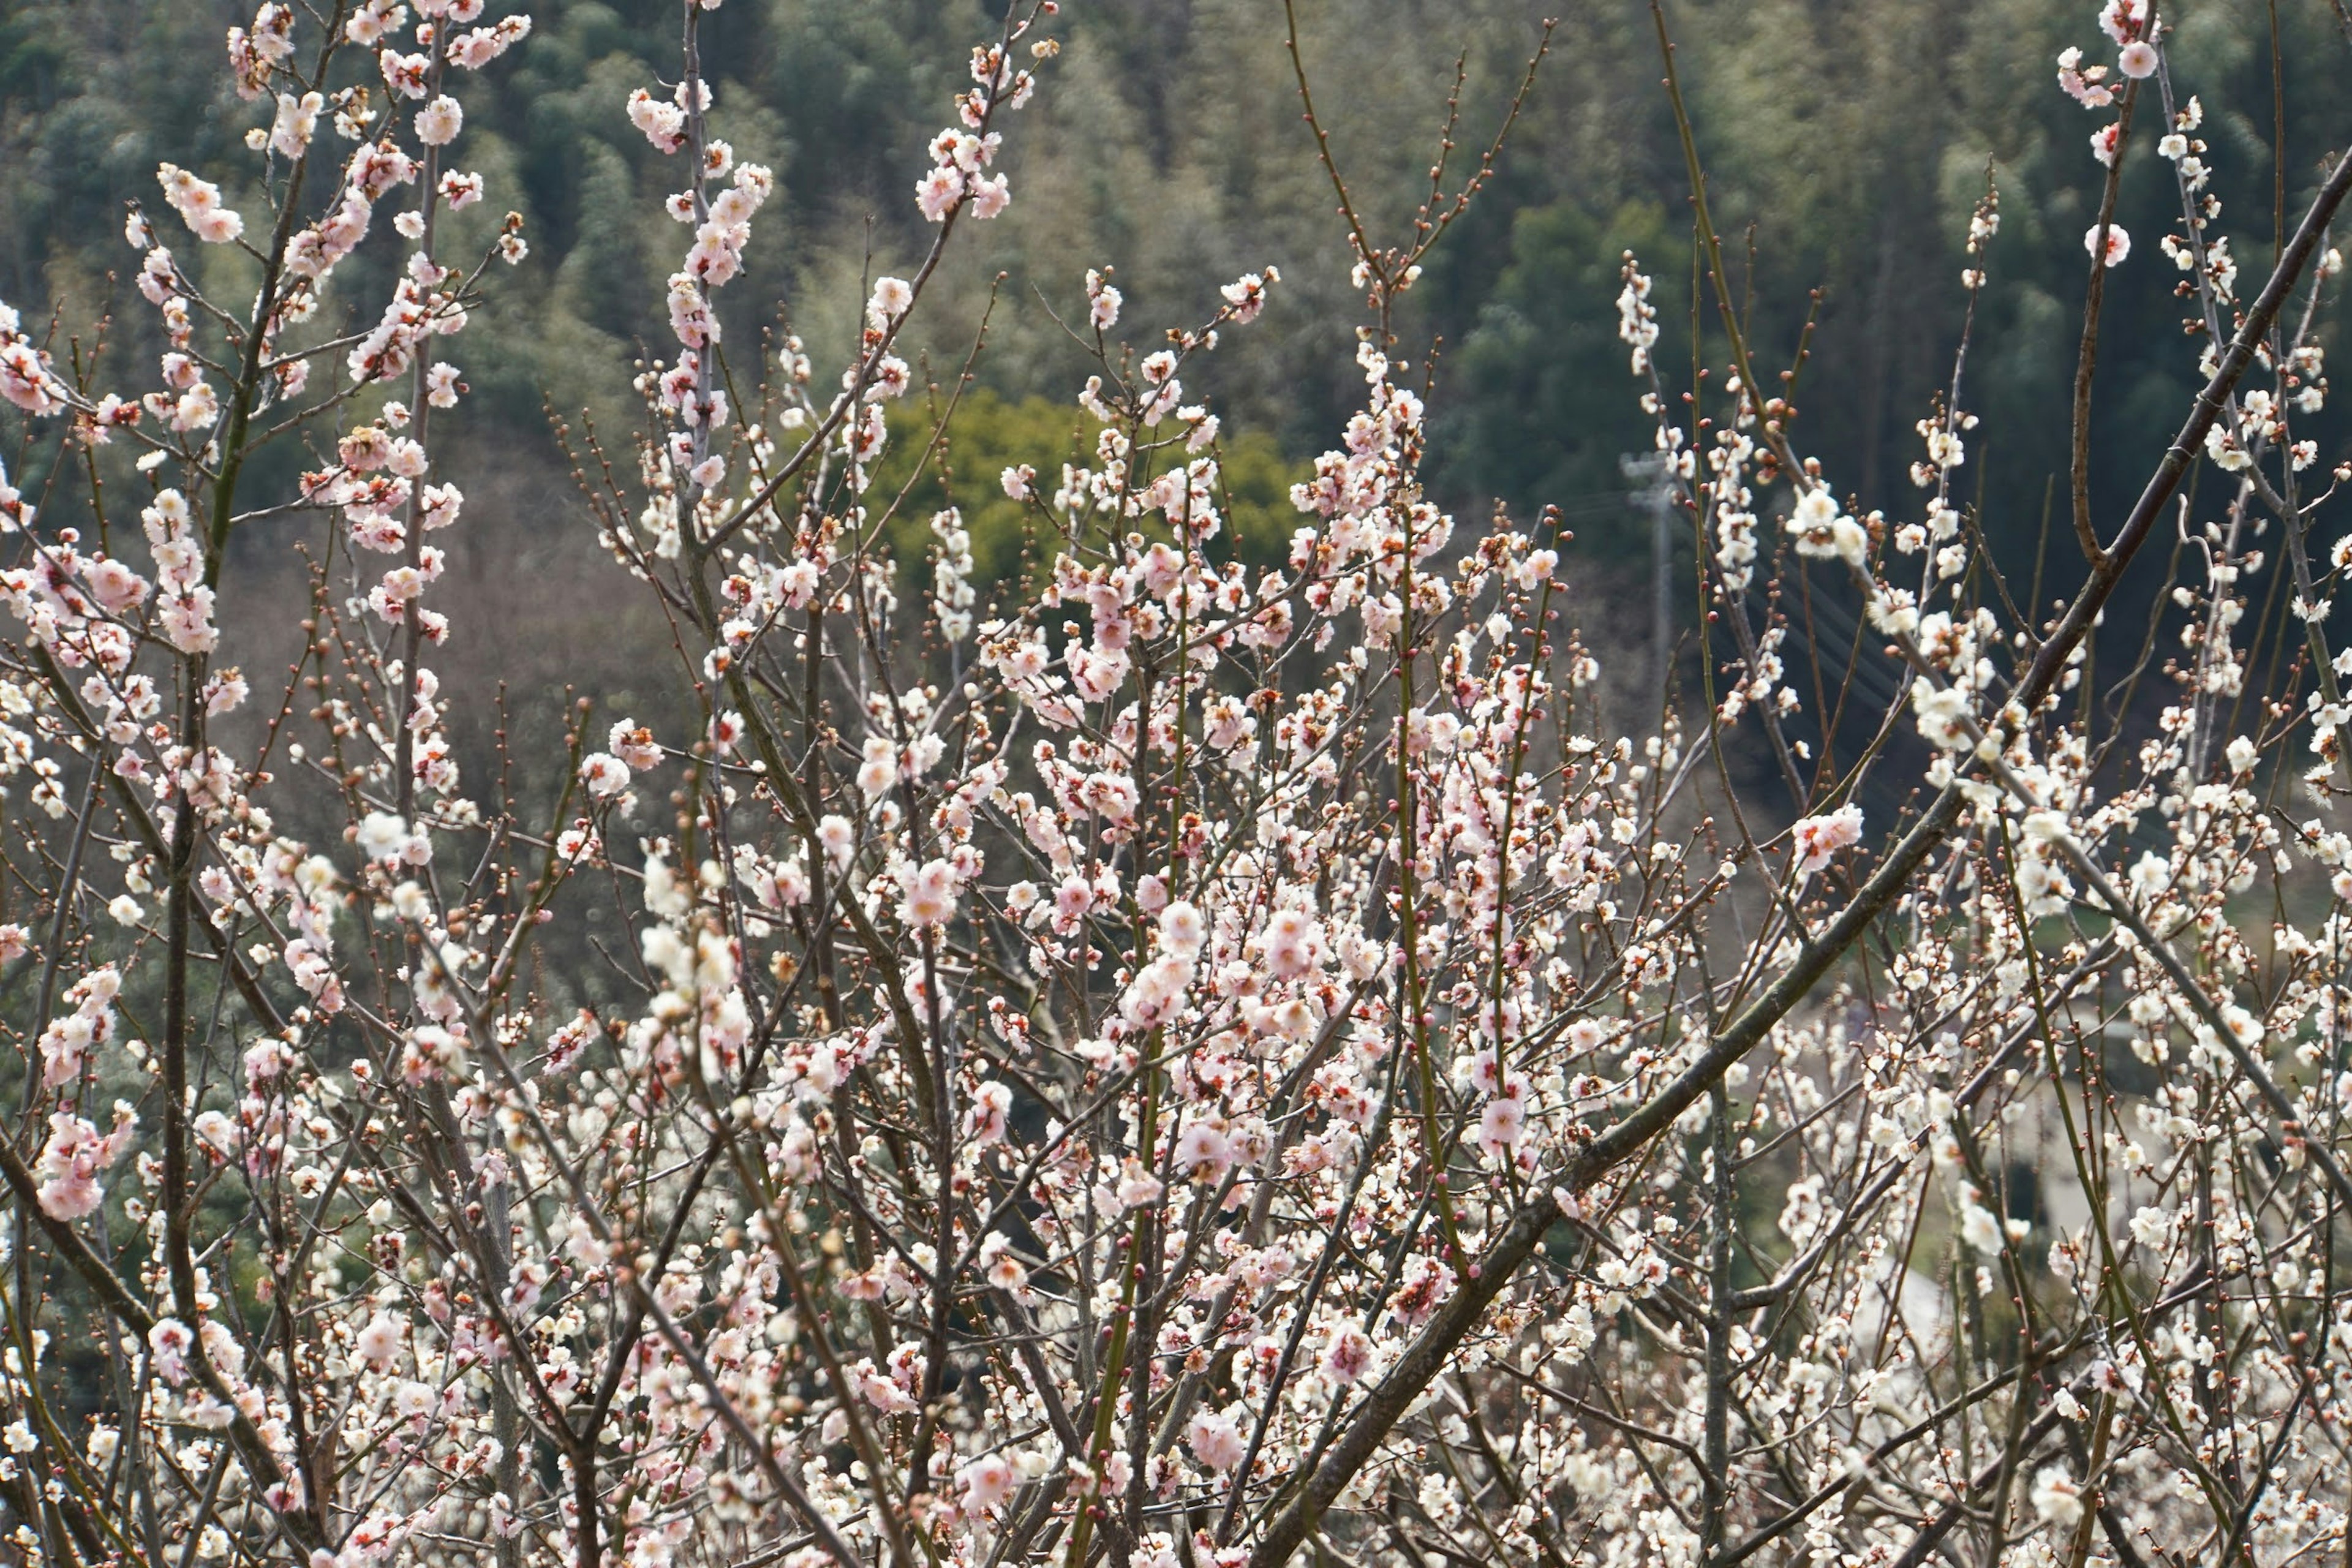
(1790, 804, 1864, 876)
(579, 753, 630, 798)
(916, 166, 965, 221)
(1321, 1322, 1374, 1384)
(35, 1114, 108, 1219)
(960, 1452, 1017, 1510)
(1476, 1096, 1526, 1159)
(2085, 222, 2132, 267)
(1185, 1409, 1245, 1472)
(1172, 1120, 1231, 1182)
(354, 1313, 403, 1371)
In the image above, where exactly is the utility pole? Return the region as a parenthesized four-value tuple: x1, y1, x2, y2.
(1620, 451, 1676, 704)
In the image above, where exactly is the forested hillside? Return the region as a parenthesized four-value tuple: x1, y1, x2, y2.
(5, 0, 2347, 638)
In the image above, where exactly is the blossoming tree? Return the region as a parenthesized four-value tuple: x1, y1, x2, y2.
(2, 0, 2351, 1566)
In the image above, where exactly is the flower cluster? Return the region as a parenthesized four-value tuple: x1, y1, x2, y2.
(0, 4, 2348, 1568)
(913, 42, 1041, 222)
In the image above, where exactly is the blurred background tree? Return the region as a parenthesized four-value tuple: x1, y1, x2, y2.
(4, 0, 2347, 736)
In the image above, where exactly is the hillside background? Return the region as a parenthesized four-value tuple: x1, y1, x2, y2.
(4, 0, 2349, 744)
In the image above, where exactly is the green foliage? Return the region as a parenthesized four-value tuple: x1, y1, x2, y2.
(1434, 198, 1684, 564)
(870, 391, 1084, 595)
(867, 391, 1307, 601)
(2, 0, 2346, 619)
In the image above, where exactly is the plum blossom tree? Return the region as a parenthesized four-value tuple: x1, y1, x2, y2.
(2, 1, 2352, 1566)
